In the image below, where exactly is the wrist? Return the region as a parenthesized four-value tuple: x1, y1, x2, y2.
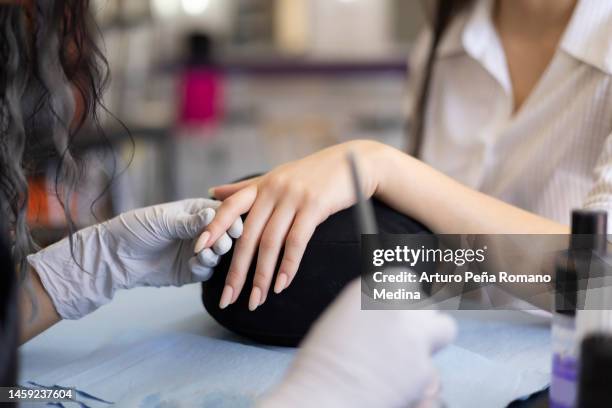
(360, 140, 401, 198)
(27, 226, 118, 320)
(363, 142, 437, 226)
(19, 265, 62, 343)
(349, 139, 394, 198)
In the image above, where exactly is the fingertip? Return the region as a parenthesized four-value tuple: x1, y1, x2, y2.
(194, 231, 210, 253)
(189, 257, 214, 281)
(208, 187, 216, 198)
(230, 285, 241, 304)
(423, 313, 457, 353)
(279, 260, 298, 289)
(219, 285, 233, 309)
(274, 273, 288, 294)
(203, 208, 216, 224)
(285, 270, 298, 288)
(249, 287, 261, 311)
(197, 248, 220, 267)
(228, 218, 243, 239)
(212, 233, 232, 255)
(439, 313, 458, 341)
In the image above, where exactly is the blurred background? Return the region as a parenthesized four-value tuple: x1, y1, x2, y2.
(28, 0, 428, 244)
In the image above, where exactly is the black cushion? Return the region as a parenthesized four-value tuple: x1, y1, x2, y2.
(202, 197, 431, 346)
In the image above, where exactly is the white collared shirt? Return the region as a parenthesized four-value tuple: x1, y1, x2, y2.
(407, 0, 612, 230)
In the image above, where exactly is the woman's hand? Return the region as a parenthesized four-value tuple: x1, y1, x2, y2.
(27, 199, 242, 320)
(199, 140, 389, 311)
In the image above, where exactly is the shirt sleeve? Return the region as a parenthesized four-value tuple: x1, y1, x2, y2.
(583, 132, 612, 231)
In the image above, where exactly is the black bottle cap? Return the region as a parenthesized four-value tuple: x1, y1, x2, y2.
(556, 209, 607, 314)
(578, 334, 612, 408)
(570, 210, 608, 253)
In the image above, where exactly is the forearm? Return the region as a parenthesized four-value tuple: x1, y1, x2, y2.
(373, 144, 569, 234)
(19, 266, 61, 344)
(369, 145, 566, 310)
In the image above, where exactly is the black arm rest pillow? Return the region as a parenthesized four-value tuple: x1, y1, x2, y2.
(202, 197, 431, 346)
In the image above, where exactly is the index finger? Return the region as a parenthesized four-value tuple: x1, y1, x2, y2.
(196, 185, 257, 251)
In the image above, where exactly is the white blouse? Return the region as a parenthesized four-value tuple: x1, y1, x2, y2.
(407, 0, 612, 230)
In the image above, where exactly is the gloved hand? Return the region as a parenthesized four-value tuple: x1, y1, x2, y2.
(257, 278, 456, 408)
(27, 199, 242, 320)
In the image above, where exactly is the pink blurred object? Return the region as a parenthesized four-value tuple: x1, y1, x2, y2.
(178, 68, 224, 128)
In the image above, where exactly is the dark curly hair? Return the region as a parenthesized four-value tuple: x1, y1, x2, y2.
(0, 0, 110, 277)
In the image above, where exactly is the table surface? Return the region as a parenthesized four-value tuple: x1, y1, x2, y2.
(20, 284, 552, 408)
(19, 284, 239, 381)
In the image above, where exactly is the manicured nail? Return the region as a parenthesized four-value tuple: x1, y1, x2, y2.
(249, 287, 261, 311)
(274, 273, 288, 294)
(219, 285, 233, 309)
(194, 231, 210, 253)
(208, 187, 216, 198)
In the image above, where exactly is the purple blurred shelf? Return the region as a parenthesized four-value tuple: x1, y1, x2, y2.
(219, 59, 409, 76)
(157, 58, 409, 77)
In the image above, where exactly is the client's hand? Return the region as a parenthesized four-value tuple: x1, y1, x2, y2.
(257, 279, 456, 408)
(200, 140, 390, 310)
(27, 199, 242, 319)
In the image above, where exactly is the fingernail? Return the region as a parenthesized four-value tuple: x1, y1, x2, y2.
(259, 292, 267, 306)
(274, 273, 288, 294)
(208, 187, 216, 198)
(249, 287, 261, 311)
(194, 231, 210, 253)
(219, 285, 233, 309)
(230, 282, 241, 303)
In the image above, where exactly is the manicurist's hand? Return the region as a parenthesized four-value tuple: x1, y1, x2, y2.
(257, 279, 456, 408)
(200, 140, 389, 311)
(27, 199, 242, 321)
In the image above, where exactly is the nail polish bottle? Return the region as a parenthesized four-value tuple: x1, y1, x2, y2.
(550, 210, 607, 408)
(577, 334, 612, 408)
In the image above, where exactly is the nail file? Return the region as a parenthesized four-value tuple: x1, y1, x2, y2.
(347, 151, 381, 296)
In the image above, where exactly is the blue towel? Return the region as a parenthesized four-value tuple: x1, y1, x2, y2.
(26, 316, 550, 408)
(435, 317, 550, 407)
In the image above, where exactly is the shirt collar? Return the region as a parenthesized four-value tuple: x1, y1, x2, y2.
(559, 0, 612, 75)
(438, 0, 512, 93)
(437, 0, 612, 91)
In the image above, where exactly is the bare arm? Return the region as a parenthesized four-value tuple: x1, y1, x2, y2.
(375, 144, 569, 235)
(202, 140, 568, 310)
(19, 266, 61, 344)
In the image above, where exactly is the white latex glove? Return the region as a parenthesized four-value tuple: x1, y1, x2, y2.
(27, 199, 242, 319)
(258, 279, 456, 408)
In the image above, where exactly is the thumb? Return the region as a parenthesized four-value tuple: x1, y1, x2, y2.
(171, 207, 216, 240)
(210, 177, 259, 200)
